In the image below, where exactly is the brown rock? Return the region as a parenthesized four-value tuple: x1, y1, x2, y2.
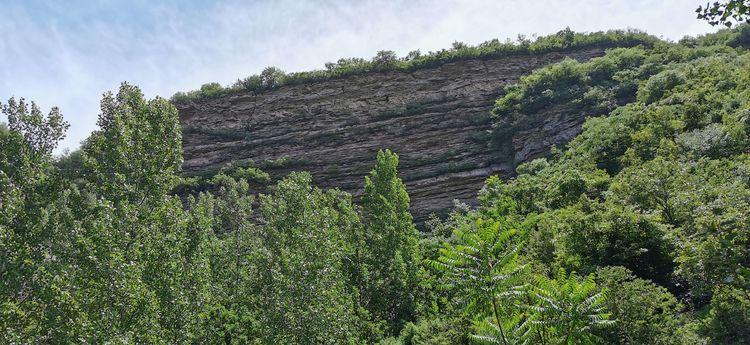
(178, 48, 607, 222)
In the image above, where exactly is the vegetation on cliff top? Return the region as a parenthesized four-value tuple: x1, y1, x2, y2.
(171, 28, 658, 104)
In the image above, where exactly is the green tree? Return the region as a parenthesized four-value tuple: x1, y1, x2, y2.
(670, 159, 750, 294)
(84, 82, 182, 203)
(361, 149, 421, 336)
(255, 172, 363, 343)
(259, 67, 287, 89)
(608, 157, 686, 226)
(90, 84, 213, 342)
(519, 269, 613, 345)
(0, 98, 81, 342)
(595, 267, 703, 344)
(75, 84, 213, 342)
(394, 317, 461, 345)
(532, 200, 674, 285)
(431, 216, 526, 345)
(200, 174, 262, 344)
(702, 285, 750, 344)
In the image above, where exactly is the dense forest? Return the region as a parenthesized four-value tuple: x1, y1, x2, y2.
(2, 22, 750, 344)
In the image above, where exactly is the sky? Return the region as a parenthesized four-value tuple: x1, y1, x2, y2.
(0, 0, 717, 152)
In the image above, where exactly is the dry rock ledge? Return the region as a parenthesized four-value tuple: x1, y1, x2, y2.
(178, 47, 607, 222)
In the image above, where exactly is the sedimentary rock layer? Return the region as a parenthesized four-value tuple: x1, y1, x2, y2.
(178, 47, 607, 221)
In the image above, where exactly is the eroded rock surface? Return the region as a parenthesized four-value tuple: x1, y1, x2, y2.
(179, 48, 607, 221)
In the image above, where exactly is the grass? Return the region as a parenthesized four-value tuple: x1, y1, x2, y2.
(182, 125, 248, 141)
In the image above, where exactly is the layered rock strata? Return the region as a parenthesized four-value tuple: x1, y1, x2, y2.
(178, 47, 607, 221)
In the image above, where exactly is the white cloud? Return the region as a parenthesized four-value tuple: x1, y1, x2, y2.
(0, 0, 716, 152)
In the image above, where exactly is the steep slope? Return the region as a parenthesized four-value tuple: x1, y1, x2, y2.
(177, 47, 610, 221)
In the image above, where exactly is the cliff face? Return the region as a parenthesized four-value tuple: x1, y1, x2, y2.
(178, 48, 607, 221)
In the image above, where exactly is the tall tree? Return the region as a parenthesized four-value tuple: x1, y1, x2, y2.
(361, 149, 421, 336)
(84, 82, 182, 203)
(255, 172, 363, 343)
(0, 98, 80, 342)
(199, 174, 263, 343)
(78, 83, 213, 342)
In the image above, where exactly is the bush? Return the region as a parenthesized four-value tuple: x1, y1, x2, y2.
(529, 201, 674, 284)
(489, 46, 655, 143)
(231, 166, 270, 183)
(397, 318, 460, 345)
(595, 267, 702, 345)
(702, 286, 750, 345)
(676, 123, 735, 158)
(637, 69, 686, 104)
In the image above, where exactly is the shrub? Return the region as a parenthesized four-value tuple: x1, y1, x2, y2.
(397, 318, 460, 345)
(595, 266, 702, 345)
(637, 69, 686, 104)
(702, 286, 750, 345)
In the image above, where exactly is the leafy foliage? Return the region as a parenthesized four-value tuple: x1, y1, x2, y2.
(361, 149, 421, 337)
(518, 269, 613, 345)
(430, 214, 528, 344)
(594, 267, 701, 344)
(702, 285, 750, 344)
(477, 24, 750, 344)
(4, 24, 750, 343)
(84, 82, 183, 203)
(431, 216, 525, 317)
(697, 1, 750, 27)
(254, 172, 363, 343)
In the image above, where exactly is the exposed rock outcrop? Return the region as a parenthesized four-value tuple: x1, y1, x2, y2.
(178, 48, 608, 221)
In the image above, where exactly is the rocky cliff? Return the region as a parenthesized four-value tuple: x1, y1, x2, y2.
(178, 47, 608, 221)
